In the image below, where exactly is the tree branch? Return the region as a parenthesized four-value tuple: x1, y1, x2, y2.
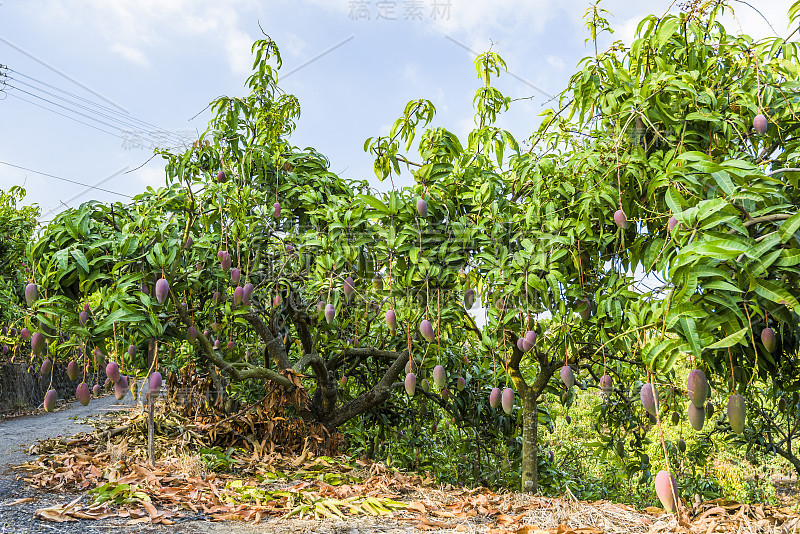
(166, 285, 296, 391)
(330, 347, 403, 371)
(766, 167, 800, 176)
(507, 332, 530, 398)
(242, 310, 291, 369)
(743, 213, 793, 228)
(325, 349, 407, 428)
(756, 140, 781, 163)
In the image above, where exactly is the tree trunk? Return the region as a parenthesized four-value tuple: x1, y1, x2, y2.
(773, 442, 800, 478)
(521, 390, 538, 493)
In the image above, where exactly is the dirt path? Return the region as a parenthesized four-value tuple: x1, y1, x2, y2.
(0, 395, 443, 533)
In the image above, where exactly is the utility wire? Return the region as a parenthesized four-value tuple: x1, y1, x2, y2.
(5, 91, 131, 142)
(8, 69, 190, 145)
(10, 68, 130, 117)
(6, 83, 188, 149)
(5, 85, 189, 151)
(0, 65, 193, 151)
(41, 166, 130, 219)
(0, 160, 134, 198)
(8, 76, 187, 145)
(0, 35, 127, 112)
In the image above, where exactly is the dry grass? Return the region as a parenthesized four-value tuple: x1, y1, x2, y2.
(518, 493, 653, 533)
(173, 451, 206, 479)
(103, 436, 129, 463)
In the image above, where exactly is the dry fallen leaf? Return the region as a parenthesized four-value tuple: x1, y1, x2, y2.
(431, 509, 457, 518)
(406, 500, 428, 514)
(1, 498, 34, 506)
(35, 505, 78, 522)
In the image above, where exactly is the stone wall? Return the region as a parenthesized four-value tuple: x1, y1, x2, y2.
(0, 362, 108, 412)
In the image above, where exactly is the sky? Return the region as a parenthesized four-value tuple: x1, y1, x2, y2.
(0, 0, 796, 222)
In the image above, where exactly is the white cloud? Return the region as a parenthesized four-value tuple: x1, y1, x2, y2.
(223, 25, 257, 76)
(546, 55, 565, 71)
(26, 0, 259, 75)
(282, 33, 311, 59)
(428, 1, 556, 35)
(455, 115, 476, 140)
(616, 11, 648, 48)
(402, 62, 421, 84)
(303, 0, 574, 37)
(430, 87, 449, 114)
(110, 44, 150, 67)
(135, 164, 167, 188)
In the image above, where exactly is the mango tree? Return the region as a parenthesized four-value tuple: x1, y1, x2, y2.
(22, 39, 485, 440)
(540, 0, 800, 481)
(0, 186, 38, 325)
(21, 0, 800, 497)
(366, 0, 800, 492)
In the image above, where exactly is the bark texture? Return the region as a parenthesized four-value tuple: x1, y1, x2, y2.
(521, 391, 539, 492)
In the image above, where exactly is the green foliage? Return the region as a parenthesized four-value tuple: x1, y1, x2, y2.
(339, 343, 522, 487)
(89, 482, 150, 505)
(0, 187, 39, 324)
(199, 447, 236, 472)
(19, 1, 800, 498)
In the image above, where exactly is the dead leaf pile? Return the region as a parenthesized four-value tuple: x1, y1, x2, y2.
(15, 444, 800, 532)
(11, 374, 800, 533)
(18, 437, 425, 525)
(676, 498, 800, 533)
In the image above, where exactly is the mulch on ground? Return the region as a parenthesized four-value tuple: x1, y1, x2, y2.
(2, 396, 797, 534)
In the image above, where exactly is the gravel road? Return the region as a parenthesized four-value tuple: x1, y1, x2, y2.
(0, 392, 136, 468)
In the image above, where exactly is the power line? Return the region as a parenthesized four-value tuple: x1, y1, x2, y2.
(0, 35, 128, 112)
(281, 35, 355, 79)
(5, 84, 190, 151)
(41, 166, 130, 220)
(5, 91, 131, 142)
(0, 65, 194, 151)
(0, 160, 134, 198)
(8, 76, 187, 146)
(5, 83, 189, 149)
(9, 69, 190, 145)
(10, 68, 130, 117)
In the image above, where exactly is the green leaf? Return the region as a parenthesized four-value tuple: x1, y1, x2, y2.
(357, 195, 390, 215)
(679, 316, 702, 358)
(70, 249, 90, 274)
(55, 249, 69, 271)
(752, 278, 800, 314)
(96, 309, 147, 331)
(658, 350, 681, 374)
(705, 327, 748, 350)
(710, 171, 736, 196)
(665, 187, 686, 213)
(778, 212, 800, 243)
(644, 338, 684, 372)
(656, 17, 680, 47)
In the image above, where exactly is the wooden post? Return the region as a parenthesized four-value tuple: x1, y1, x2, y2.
(148, 391, 155, 467)
(147, 338, 156, 467)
